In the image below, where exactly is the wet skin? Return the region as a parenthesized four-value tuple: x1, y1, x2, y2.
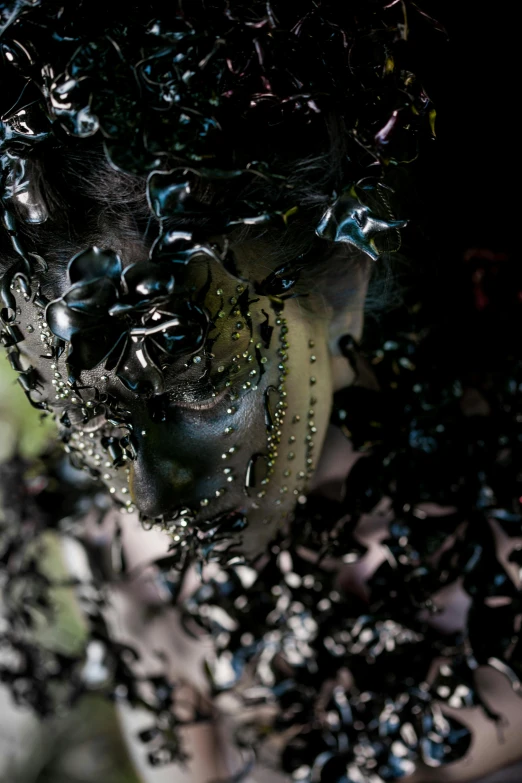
(11, 245, 334, 559)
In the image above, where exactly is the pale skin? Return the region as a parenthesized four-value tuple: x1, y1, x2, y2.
(7, 236, 522, 782)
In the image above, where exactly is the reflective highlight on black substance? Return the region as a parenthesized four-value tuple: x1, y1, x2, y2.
(3, 3, 502, 783)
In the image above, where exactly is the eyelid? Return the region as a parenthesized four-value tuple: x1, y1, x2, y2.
(168, 384, 229, 411)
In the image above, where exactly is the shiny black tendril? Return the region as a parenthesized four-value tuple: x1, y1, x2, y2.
(46, 247, 208, 393)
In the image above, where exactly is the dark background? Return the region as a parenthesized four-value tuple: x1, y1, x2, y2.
(416, 0, 516, 255)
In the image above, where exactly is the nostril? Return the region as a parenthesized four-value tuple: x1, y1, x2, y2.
(129, 458, 195, 519)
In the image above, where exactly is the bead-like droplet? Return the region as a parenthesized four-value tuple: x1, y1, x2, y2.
(232, 332, 240, 341)
(193, 355, 202, 363)
(200, 498, 209, 506)
(216, 288, 224, 295)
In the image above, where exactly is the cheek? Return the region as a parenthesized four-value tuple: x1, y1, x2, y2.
(215, 312, 333, 559)
(6, 281, 332, 559)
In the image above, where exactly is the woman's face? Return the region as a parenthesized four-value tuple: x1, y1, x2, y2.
(12, 239, 336, 558)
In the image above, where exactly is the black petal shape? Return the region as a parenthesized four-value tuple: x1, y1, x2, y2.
(150, 230, 211, 263)
(64, 278, 119, 315)
(46, 298, 95, 342)
(116, 336, 165, 395)
(110, 261, 176, 314)
(68, 246, 123, 285)
(149, 303, 208, 358)
(68, 325, 126, 372)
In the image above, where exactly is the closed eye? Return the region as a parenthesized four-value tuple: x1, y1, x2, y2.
(166, 380, 228, 411)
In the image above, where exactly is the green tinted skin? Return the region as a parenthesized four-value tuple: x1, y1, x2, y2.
(12, 248, 334, 560)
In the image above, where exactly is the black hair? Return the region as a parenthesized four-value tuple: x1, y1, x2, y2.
(1, 131, 406, 323)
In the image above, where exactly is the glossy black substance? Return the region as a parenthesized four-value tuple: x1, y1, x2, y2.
(3, 250, 522, 779)
(46, 247, 207, 390)
(3, 3, 517, 783)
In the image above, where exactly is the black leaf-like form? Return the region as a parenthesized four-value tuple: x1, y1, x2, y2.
(46, 246, 208, 393)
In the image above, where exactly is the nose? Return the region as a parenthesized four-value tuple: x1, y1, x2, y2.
(129, 428, 196, 518)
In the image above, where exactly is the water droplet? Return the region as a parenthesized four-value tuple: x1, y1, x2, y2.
(200, 498, 209, 507)
(216, 288, 224, 295)
(309, 339, 315, 348)
(229, 297, 237, 305)
(232, 332, 240, 341)
(288, 452, 295, 460)
(193, 355, 202, 363)
(310, 377, 317, 385)
(310, 355, 316, 363)
(236, 285, 245, 293)
(26, 324, 34, 333)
